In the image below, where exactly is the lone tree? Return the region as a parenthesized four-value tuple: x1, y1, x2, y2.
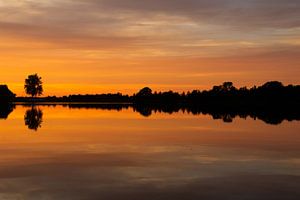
(24, 74, 43, 98)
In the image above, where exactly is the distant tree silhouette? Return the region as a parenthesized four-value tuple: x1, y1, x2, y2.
(24, 74, 43, 98)
(136, 87, 152, 97)
(261, 81, 284, 90)
(211, 82, 236, 93)
(222, 82, 236, 92)
(24, 107, 43, 131)
(0, 85, 15, 102)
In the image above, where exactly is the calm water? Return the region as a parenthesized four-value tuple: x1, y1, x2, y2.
(0, 105, 299, 200)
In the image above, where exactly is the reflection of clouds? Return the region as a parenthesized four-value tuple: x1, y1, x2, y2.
(0, 145, 299, 199)
(0, 105, 300, 199)
(1, 174, 299, 200)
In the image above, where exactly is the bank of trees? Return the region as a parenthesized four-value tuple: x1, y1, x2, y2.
(10, 80, 300, 107)
(133, 81, 300, 106)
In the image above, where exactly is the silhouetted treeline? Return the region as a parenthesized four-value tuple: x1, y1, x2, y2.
(14, 81, 300, 108)
(16, 93, 131, 103)
(133, 81, 300, 107)
(0, 85, 15, 102)
(3, 81, 299, 128)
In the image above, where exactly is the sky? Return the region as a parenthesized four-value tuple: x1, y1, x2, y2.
(0, 0, 299, 96)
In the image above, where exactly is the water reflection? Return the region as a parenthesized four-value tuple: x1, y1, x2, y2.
(0, 103, 15, 119)
(69, 103, 300, 125)
(0, 104, 299, 199)
(24, 106, 43, 131)
(2, 103, 300, 127)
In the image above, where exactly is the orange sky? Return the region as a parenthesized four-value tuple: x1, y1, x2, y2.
(0, 0, 299, 96)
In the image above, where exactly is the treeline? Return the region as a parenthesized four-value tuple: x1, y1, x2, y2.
(133, 81, 300, 107)
(16, 93, 131, 103)
(15, 81, 300, 107)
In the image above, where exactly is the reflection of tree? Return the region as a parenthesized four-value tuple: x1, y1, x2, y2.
(24, 107, 43, 131)
(212, 113, 234, 123)
(133, 105, 152, 117)
(0, 103, 15, 119)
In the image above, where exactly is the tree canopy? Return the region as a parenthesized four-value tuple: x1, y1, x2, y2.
(24, 74, 43, 97)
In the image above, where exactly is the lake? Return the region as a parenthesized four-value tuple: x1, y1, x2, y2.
(0, 104, 299, 200)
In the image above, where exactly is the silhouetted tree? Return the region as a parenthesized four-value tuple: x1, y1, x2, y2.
(136, 87, 152, 97)
(222, 82, 235, 91)
(261, 81, 284, 90)
(24, 107, 43, 131)
(24, 74, 43, 98)
(0, 85, 15, 102)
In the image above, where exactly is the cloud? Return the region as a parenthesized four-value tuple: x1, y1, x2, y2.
(0, 0, 299, 48)
(0, 148, 299, 199)
(93, 0, 300, 28)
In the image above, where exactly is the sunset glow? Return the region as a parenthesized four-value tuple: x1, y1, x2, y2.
(1, 0, 299, 96)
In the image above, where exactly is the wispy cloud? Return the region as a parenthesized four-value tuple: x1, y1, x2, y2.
(0, 0, 299, 54)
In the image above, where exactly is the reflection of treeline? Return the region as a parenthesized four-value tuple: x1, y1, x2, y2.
(65, 103, 131, 111)
(133, 103, 300, 125)
(1, 103, 300, 125)
(15, 81, 300, 107)
(64, 103, 300, 125)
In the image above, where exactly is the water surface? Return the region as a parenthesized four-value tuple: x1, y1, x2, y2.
(0, 105, 299, 199)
